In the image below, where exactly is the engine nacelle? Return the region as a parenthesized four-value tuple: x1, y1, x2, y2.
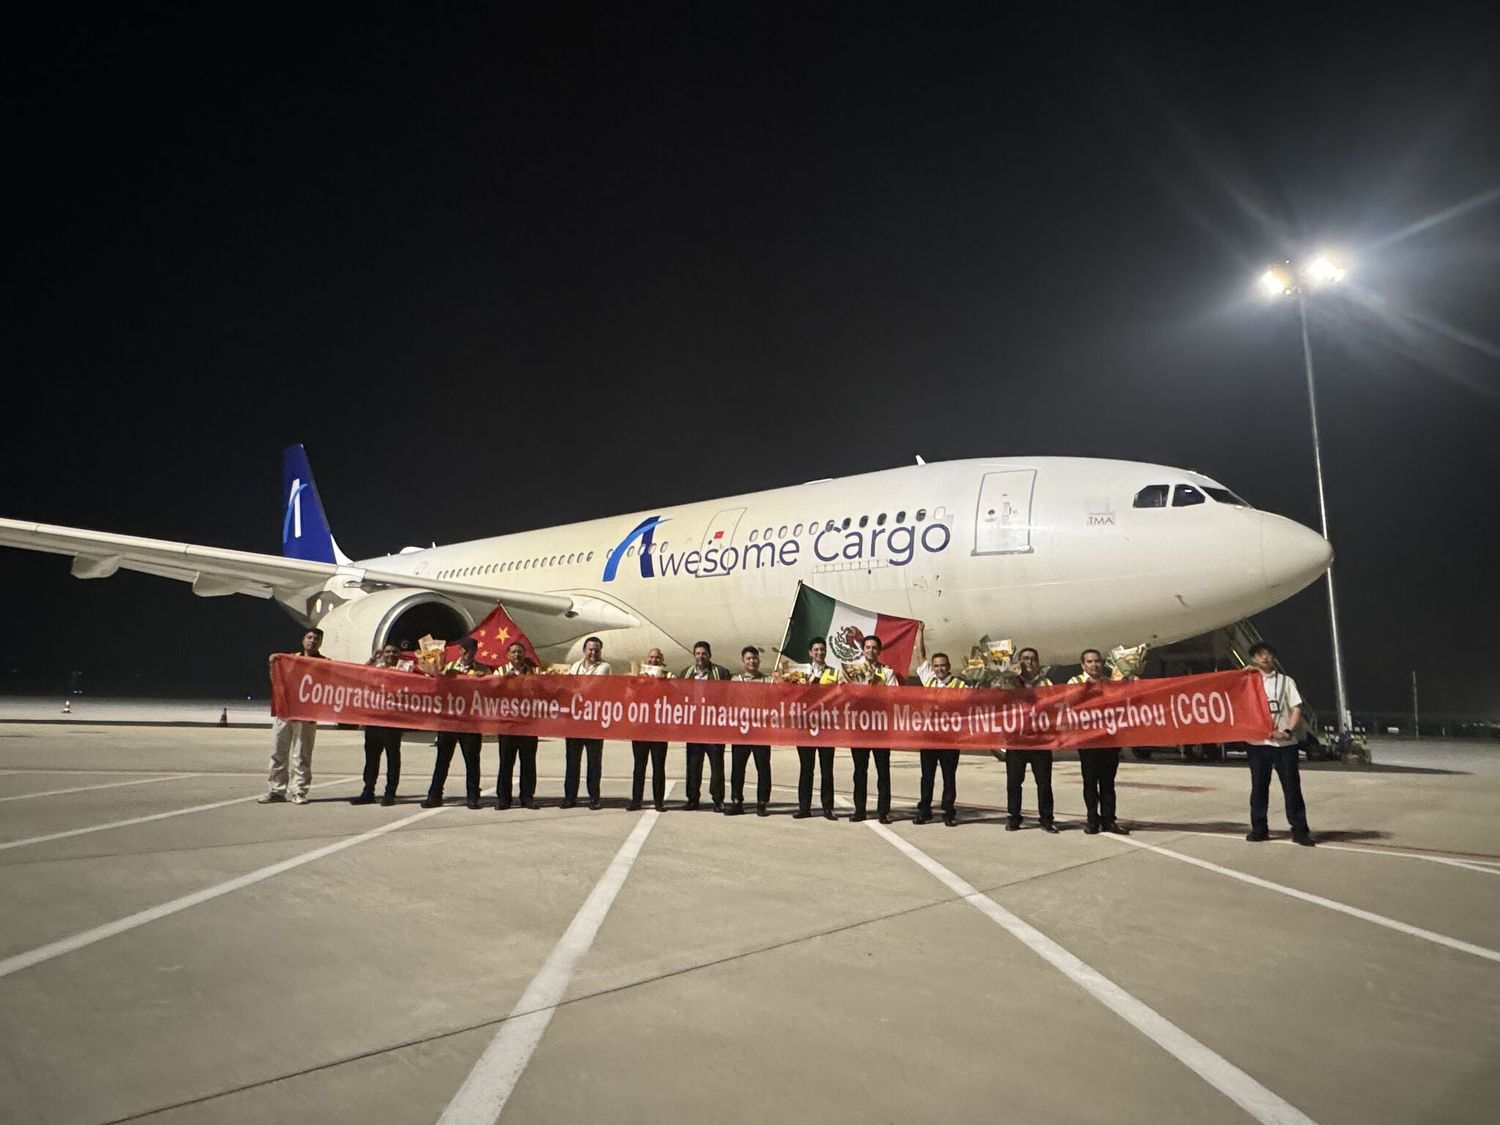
(310, 588, 474, 664)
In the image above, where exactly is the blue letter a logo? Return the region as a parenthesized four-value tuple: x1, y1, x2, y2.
(602, 516, 667, 582)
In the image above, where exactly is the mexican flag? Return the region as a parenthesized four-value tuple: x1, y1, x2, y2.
(779, 582, 924, 678)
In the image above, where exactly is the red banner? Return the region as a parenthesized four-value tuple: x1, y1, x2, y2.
(271, 656, 1272, 751)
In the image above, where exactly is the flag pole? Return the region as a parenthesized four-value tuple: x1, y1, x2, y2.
(773, 580, 804, 673)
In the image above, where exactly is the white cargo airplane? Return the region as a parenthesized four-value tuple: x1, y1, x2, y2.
(0, 445, 1331, 668)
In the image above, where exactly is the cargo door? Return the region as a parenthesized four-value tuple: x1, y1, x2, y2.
(973, 470, 1036, 555)
(698, 507, 746, 577)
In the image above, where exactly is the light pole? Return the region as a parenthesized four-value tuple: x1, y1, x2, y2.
(1260, 256, 1353, 755)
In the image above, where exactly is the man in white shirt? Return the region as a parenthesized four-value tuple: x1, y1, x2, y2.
(261, 628, 327, 805)
(914, 652, 965, 826)
(628, 647, 671, 811)
(1245, 641, 1315, 846)
(794, 638, 839, 820)
(838, 635, 902, 824)
(564, 636, 611, 809)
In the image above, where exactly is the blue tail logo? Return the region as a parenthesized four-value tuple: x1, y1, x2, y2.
(281, 445, 347, 564)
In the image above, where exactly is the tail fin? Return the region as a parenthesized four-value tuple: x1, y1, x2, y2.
(280, 445, 350, 564)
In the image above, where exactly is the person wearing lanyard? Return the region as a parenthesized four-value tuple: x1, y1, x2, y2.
(563, 636, 612, 809)
(1005, 647, 1058, 832)
(793, 638, 839, 820)
(679, 641, 731, 811)
(838, 635, 902, 824)
(421, 636, 491, 809)
(629, 647, 671, 811)
(914, 652, 967, 826)
(1244, 641, 1316, 846)
(495, 642, 541, 811)
(728, 646, 774, 816)
(1069, 649, 1128, 835)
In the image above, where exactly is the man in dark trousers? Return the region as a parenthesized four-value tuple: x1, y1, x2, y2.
(793, 638, 838, 820)
(421, 636, 491, 809)
(728, 646, 774, 817)
(353, 642, 413, 806)
(1005, 647, 1058, 832)
(628, 647, 671, 811)
(563, 636, 612, 809)
(1069, 649, 1128, 835)
(679, 641, 730, 810)
(838, 635, 901, 824)
(496, 641, 541, 811)
(1244, 641, 1316, 846)
(914, 652, 966, 826)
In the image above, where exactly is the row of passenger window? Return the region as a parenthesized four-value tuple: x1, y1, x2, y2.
(746, 507, 941, 542)
(1133, 484, 1252, 509)
(437, 551, 597, 581)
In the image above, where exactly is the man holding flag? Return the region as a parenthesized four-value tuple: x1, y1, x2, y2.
(793, 637, 839, 820)
(495, 641, 541, 811)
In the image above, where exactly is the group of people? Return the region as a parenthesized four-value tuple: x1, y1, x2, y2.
(262, 629, 1316, 843)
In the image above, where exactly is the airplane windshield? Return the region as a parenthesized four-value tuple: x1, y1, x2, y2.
(1203, 486, 1253, 508)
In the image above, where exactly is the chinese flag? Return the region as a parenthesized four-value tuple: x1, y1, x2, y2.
(443, 604, 538, 668)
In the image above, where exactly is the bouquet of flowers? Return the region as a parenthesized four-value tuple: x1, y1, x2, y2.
(1108, 643, 1149, 681)
(772, 658, 811, 684)
(416, 635, 447, 676)
(956, 636, 1021, 689)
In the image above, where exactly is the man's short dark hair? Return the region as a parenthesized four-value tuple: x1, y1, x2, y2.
(457, 636, 478, 653)
(931, 652, 950, 663)
(1249, 641, 1277, 658)
(1080, 648, 1102, 662)
(864, 635, 884, 650)
(1018, 646, 1039, 660)
(693, 641, 712, 653)
(807, 637, 826, 652)
(306, 628, 324, 639)
(741, 645, 759, 658)
(584, 635, 602, 647)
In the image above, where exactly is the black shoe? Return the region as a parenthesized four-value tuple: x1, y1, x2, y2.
(725, 802, 744, 816)
(756, 804, 769, 817)
(851, 811, 867, 822)
(654, 802, 666, 812)
(496, 801, 511, 811)
(350, 792, 375, 805)
(793, 808, 814, 819)
(588, 798, 603, 811)
(523, 801, 540, 810)
(466, 798, 481, 810)
(1040, 821, 1059, 834)
(1246, 828, 1270, 842)
(1102, 821, 1130, 835)
(878, 812, 893, 825)
(914, 813, 932, 825)
(684, 800, 700, 811)
(1084, 822, 1101, 835)
(712, 801, 724, 813)
(822, 808, 837, 820)
(379, 793, 396, 807)
(1005, 819, 1021, 831)
(626, 801, 643, 811)
(560, 799, 577, 809)
(943, 811, 958, 827)
(420, 795, 443, 809)
(1292, 830, 1316, 847)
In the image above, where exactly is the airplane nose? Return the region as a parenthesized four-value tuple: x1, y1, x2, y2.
(1260, 514, 1333, 595)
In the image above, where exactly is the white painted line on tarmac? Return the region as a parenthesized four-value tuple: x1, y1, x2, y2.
(438, 783, 675, 1125)
(869, 822, 1319, 1125)
(0, 805, 445, 979)
(0, 773, 203, 802)
(0, 777, 359, 853)
(1194, 833, 1500, 876)
(1114, 835, 1500, 964)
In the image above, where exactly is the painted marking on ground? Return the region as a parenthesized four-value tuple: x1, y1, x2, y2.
(0, 773, 202, 802)
(0, 777, 359, 853)
(439, 783, 675, 1124)
(1194, 833, 1500, 876)
(0, 806, 445, 979)
(1115, 835, 1500, 963)
(867, 821, 1319, 1125)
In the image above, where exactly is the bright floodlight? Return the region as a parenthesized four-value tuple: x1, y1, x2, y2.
(1306, 254, 1346, 286)
(1259, 268, 1292, 298)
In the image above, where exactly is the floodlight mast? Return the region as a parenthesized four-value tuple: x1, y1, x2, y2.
(1263, 255, 1354, 756)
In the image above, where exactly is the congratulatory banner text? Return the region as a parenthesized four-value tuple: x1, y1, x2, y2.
(271, 656, 1273, 751)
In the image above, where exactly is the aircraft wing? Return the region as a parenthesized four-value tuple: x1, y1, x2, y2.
(0, 517, 578, 617)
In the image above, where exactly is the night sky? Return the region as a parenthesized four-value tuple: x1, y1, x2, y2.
(5, 6, 1497, 719)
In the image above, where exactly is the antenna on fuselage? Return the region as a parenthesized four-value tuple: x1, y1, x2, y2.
(915, 454, 927, 465)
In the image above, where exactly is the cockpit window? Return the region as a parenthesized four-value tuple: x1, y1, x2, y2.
(1133, 485, 1168, 508)
(1173, 485, 1206, 507)
(1203, 487, 1252, 508)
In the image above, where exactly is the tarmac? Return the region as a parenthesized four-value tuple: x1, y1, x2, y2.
(0, 710, 1496, 1124)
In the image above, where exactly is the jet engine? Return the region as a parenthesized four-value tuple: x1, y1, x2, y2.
(309, 588, 474, 663)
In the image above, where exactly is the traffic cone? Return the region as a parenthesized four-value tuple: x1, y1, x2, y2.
(219, 707, 229, 727)
(62, 699, 72, 715)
